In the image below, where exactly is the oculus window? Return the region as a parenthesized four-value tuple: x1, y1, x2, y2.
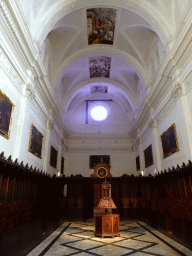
(91, 105, 108, 121)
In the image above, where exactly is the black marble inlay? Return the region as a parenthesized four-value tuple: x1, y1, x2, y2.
(27, 220, 192, 256)
(38, 223, 71, 256)
(138, 222, 188, 256)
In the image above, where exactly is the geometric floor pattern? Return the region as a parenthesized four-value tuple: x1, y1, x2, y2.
(26, 219, 192, 256)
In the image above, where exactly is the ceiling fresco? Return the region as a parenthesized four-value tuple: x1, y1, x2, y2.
(91, 85, 108, 94)
(89, 56, 111, 78)
(87, 8, 117, 45)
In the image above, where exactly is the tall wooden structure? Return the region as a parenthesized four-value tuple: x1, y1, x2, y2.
(94, 178, 120, 238)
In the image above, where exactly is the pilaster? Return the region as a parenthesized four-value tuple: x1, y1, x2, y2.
(43, 117, 54, 172)
(148, 118, 162, 172)
(172, 82, 192, 159)
(57, 137, 64, 174)
(13, 84, 29, 160)
(136, 130, 145, 173)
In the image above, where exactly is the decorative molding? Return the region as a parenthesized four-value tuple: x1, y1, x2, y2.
(0, 49, 23, 92)
(26, 84, 36, 100)
(172, 68, 180, 80)
(47, 118, 54, 130)
(136, 137, 142, 145)
(185, 74, 192, 92)
(68, 134, 131, 140)
(174, 35, 192, 68)
(171, 82, 183, 99)
(0, 0, 33, 64)
(148, 118, 157, 129)
(66, 146, 133, 153)
(59, 138, 64, 145)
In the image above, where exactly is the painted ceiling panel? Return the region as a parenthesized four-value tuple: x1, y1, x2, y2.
(16, 0, 191, 137)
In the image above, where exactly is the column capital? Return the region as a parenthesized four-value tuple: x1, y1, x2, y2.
(171, 82, 183, 99)
(59, 138, 64, 145)
(148, 118, 157, 128)
(136, 137, 142, 145)
(47, 118, 54, 130)
(26, 84, 36, 100)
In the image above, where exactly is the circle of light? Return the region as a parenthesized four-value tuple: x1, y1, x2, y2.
(91, 105, 108, 121)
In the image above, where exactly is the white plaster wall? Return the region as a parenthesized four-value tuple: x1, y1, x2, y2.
(0, 68, 21, 158)
(141, 127, 157, 176)
(186, 87, 192, 120)
(156, 98, 189, 171)
(47, 131, 59, 175)
(64, 150, 136, 177)
(18, 104, 47, 171)
(65, 100, 130, 134)
(134, 142, 141, 175)
(0, 68, 62, 176)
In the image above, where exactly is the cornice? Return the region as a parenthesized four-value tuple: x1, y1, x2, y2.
(0, 0, 33, 66)
(0, 0, 58, 105)
(184, 71, 192, 93)
(132, 24, 192, 135)
(68, 134, 131, 140)
(66, 146, 133, 153)
(0, 48, 23, 93)
(8, 0, 38, 58)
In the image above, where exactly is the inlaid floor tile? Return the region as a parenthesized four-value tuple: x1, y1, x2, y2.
(63, 239, 103, 250)
(57, 234, 84, 244)
(72, 231, 94, 238)
(119, 231, 144, 238)
(91, 235, 124, 243)
(44, 245, 79, 256)
(115, 239, 154, 250)
(143, 244, 180, 256)
(89, 244, 133, 255)
(65, 228, 85, 234)
(26, 219, 192, 256)
(74, 253, 95, 256)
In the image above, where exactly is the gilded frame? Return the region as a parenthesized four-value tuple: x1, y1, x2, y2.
(0, 89, 14, 139)
(160, 123, 179, 158)
(28, 124, 44, 159)
(97, 167, 108, 178)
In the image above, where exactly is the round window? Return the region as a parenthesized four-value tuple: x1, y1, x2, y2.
(91, 105, 108, 121)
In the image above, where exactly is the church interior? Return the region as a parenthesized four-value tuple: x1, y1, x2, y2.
(0, 0, 192, 255)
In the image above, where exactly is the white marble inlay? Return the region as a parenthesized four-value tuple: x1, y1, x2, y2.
(67, 239, 103, 250)
(115, 239, 152, 249)
(44, 245, 79, 256)
(89, 244, 133, 255)
(143, 244, 180, 256)
(26, 220, 192, 256)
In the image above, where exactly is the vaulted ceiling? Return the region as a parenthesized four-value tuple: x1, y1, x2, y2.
(17, 0, 190, 137)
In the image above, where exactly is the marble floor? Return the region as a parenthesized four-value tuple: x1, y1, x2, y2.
(26, 219, 192, 256)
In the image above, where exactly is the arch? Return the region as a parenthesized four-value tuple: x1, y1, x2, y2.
(53, 47, 149, 91)
(61, 79, 137, 118)
(32, 0, 172, 47)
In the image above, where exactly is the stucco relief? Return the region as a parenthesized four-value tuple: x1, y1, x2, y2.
(26, 84, 36, 100)
(185, 76, 192, 93)
(0, 50, 23, 92)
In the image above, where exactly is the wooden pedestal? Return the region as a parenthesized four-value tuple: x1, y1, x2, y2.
(95, 214, 120, 238)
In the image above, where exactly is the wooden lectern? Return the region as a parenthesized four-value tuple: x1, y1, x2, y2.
(94, 178, 120, 238)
